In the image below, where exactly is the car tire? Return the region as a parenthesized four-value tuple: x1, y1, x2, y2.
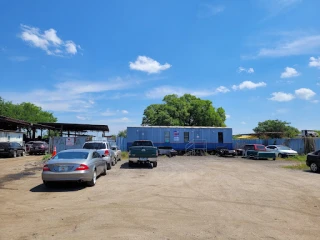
(12, 151, 17, 158)
(153, 162, 158, 168)
(128, 161, 134, 168)
(107, 162, 111, 170)
(111, 159, 115, 166)
(21, 151, 25, 157)
(310, 163, 319, 173)
(87, 170, 97, 187)
(114, 157, 117, 164)
(102, 163, 107, 176)
(278, 153, 282, 158)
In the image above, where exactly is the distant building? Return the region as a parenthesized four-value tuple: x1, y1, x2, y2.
(0, 130, 24, 145)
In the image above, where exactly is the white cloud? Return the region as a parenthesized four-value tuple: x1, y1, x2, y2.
(295, 88, 316, 100)
(311, 100, 319, 104)
(20, 24, 79, 56)
(129, 56, 171, 74)
(226, 114, 231, 119)
(238, 67, 254, 73)
(9, 56, 29, 62)
(269, 92, 295, 102)
(122, 110, 129, 114)
(280, 67, 300, 78)
(257, 35, 320, 57)
(241, 121, 246, 125)
(198, 4, 225, 18)
(309, 56, 320, 68)
(232, 81, 266, 90)
(65, 41, 77, 54)
(215, 86, 230, 93)
(76, 116, 87, 120)
(145, 85, 230, 99)
(101, 109, 116, 117)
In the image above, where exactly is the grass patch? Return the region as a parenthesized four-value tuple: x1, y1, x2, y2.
(283, 163, 309, 170)
(121, 151, 128, 160)
(280, 154, 309, 170)
(42, 154, 52, 161)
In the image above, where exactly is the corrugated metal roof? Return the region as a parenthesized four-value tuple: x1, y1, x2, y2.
(127, 126, 232, 129)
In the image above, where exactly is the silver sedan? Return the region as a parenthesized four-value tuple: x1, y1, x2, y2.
(42, 149, 107, 187)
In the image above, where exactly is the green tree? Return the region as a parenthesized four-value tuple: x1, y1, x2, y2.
(142, 94, 226, 127)
(117, 129, 127, 138)
(253, 120, 299, 138)
(0, 97, 57, 123)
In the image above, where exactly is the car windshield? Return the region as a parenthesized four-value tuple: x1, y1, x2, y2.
(83, 143, 105, 149)
(53, 152, 89, 160)
(132, 141, 152, 146)
(277, 146, 291, 150)
(257, 145, 265, 150)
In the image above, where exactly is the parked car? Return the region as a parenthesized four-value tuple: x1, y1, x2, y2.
(82, 141, 115, 169)
(42, 149, 107, 187)
(26, 141, 49, 155)
(129, 140, 158, 168)
(242, 144, 266, 157)
(265, 145, 298, 157)
(242, 144, 276, 160)
(214, 147, 236, 157)
(306, 150, 320, 173)
(110, 145, 122, 162)
(0, 142, 25, 158)
(158, 146, 178, 157)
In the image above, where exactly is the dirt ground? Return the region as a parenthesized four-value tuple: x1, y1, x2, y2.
(1, 155, 319, 240)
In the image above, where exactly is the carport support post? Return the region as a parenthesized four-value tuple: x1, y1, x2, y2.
(68, 130, 70, 137)
(32, 127, 36, 139)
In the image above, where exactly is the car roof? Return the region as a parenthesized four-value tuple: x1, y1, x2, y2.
(59, 149, 95, 153)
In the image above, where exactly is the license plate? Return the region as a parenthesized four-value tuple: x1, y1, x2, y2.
(139, 158, 147, 161)
(59, 166, 69, 172)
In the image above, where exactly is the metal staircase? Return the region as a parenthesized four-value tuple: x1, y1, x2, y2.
(185, 139, 207, 156)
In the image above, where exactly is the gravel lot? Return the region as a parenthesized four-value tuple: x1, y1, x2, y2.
(1, 155, 319, 240)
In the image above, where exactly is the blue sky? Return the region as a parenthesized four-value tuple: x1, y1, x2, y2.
(0, 0, 319, 135)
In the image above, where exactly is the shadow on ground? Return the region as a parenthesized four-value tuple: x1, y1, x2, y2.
(120, 161, 154, 169)
(30, 182, 88, 192)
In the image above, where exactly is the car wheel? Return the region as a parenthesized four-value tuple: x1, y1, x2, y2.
(21, 151, 25, 157)
(107, 162, 111, 170)
(102, 163, 107, 176)
(153, 162, 158, 168)
(278, 153, 282, 158)
(310, 163, 319, 173)
(87, 170, 97, 187)
(114, 157, 117, 164)
(111, 159, 115, 166)
(12, 151, 17, 158)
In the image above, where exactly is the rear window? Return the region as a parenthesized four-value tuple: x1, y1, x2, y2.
(83, 142, 105, 149)
(53, 152, 89, 159)
(132, 141, 153, 146)
(33, 142, 46, 146)
(256, 145, 266, 150)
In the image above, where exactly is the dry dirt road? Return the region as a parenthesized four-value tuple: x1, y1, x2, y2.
(1, 155, 319, 240)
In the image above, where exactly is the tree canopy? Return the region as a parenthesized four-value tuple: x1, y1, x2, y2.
(142, 94, 226, 127)
(253, 119, 299, 138)
(117, 129, 127, 138)
(0, 97, 57, 123)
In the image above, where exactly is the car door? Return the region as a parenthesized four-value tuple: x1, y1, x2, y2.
(93, 151, 103, 174)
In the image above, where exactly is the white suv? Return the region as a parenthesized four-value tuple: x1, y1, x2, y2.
(82, 141, 117, 170)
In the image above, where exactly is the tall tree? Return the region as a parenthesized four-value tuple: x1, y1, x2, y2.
(0, 97, 57, 123)
(253, 119, 299, 138)
(142, 94, 226, 127)
(117, 129, 127, 138)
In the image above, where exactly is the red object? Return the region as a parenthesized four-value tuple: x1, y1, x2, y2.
(75, 164, 89, 171)
(52, 146, 57, 157)
(104, 150, 109, 156)
(43, 165, 50, 171)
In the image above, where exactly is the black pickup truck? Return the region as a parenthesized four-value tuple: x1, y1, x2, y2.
(128, 140, 158, 168)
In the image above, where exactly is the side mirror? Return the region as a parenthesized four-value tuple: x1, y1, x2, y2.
(101, 155, 105, 157)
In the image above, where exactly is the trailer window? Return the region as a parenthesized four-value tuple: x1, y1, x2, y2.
(164, 131, 170, 143)
(218, 132, 223, 143)
(184, 132, 189, 142)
